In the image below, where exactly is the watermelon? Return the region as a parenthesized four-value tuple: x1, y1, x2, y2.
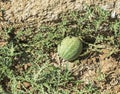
(57, 36, 82, 61)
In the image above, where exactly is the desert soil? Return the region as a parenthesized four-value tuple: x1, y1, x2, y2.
(1, 0, 120, 28)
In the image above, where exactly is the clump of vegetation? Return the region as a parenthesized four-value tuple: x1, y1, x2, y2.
(0, 5, 120, 94)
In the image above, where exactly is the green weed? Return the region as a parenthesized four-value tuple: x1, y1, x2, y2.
(0, 5, 120, 93)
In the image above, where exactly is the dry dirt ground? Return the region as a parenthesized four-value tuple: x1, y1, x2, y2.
(0, 0, 120, 94)
(1, 0, 120, 28)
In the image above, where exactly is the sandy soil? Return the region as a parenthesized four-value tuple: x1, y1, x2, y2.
(0, 0, 120, 28)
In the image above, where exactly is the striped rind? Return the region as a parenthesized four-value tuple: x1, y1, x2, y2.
(58, 36, 82, 61)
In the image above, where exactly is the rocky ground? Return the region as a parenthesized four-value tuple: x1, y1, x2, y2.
(0, 0, 120, 28)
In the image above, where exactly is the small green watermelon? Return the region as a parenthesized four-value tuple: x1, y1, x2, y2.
(57, 36, 82, 61)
